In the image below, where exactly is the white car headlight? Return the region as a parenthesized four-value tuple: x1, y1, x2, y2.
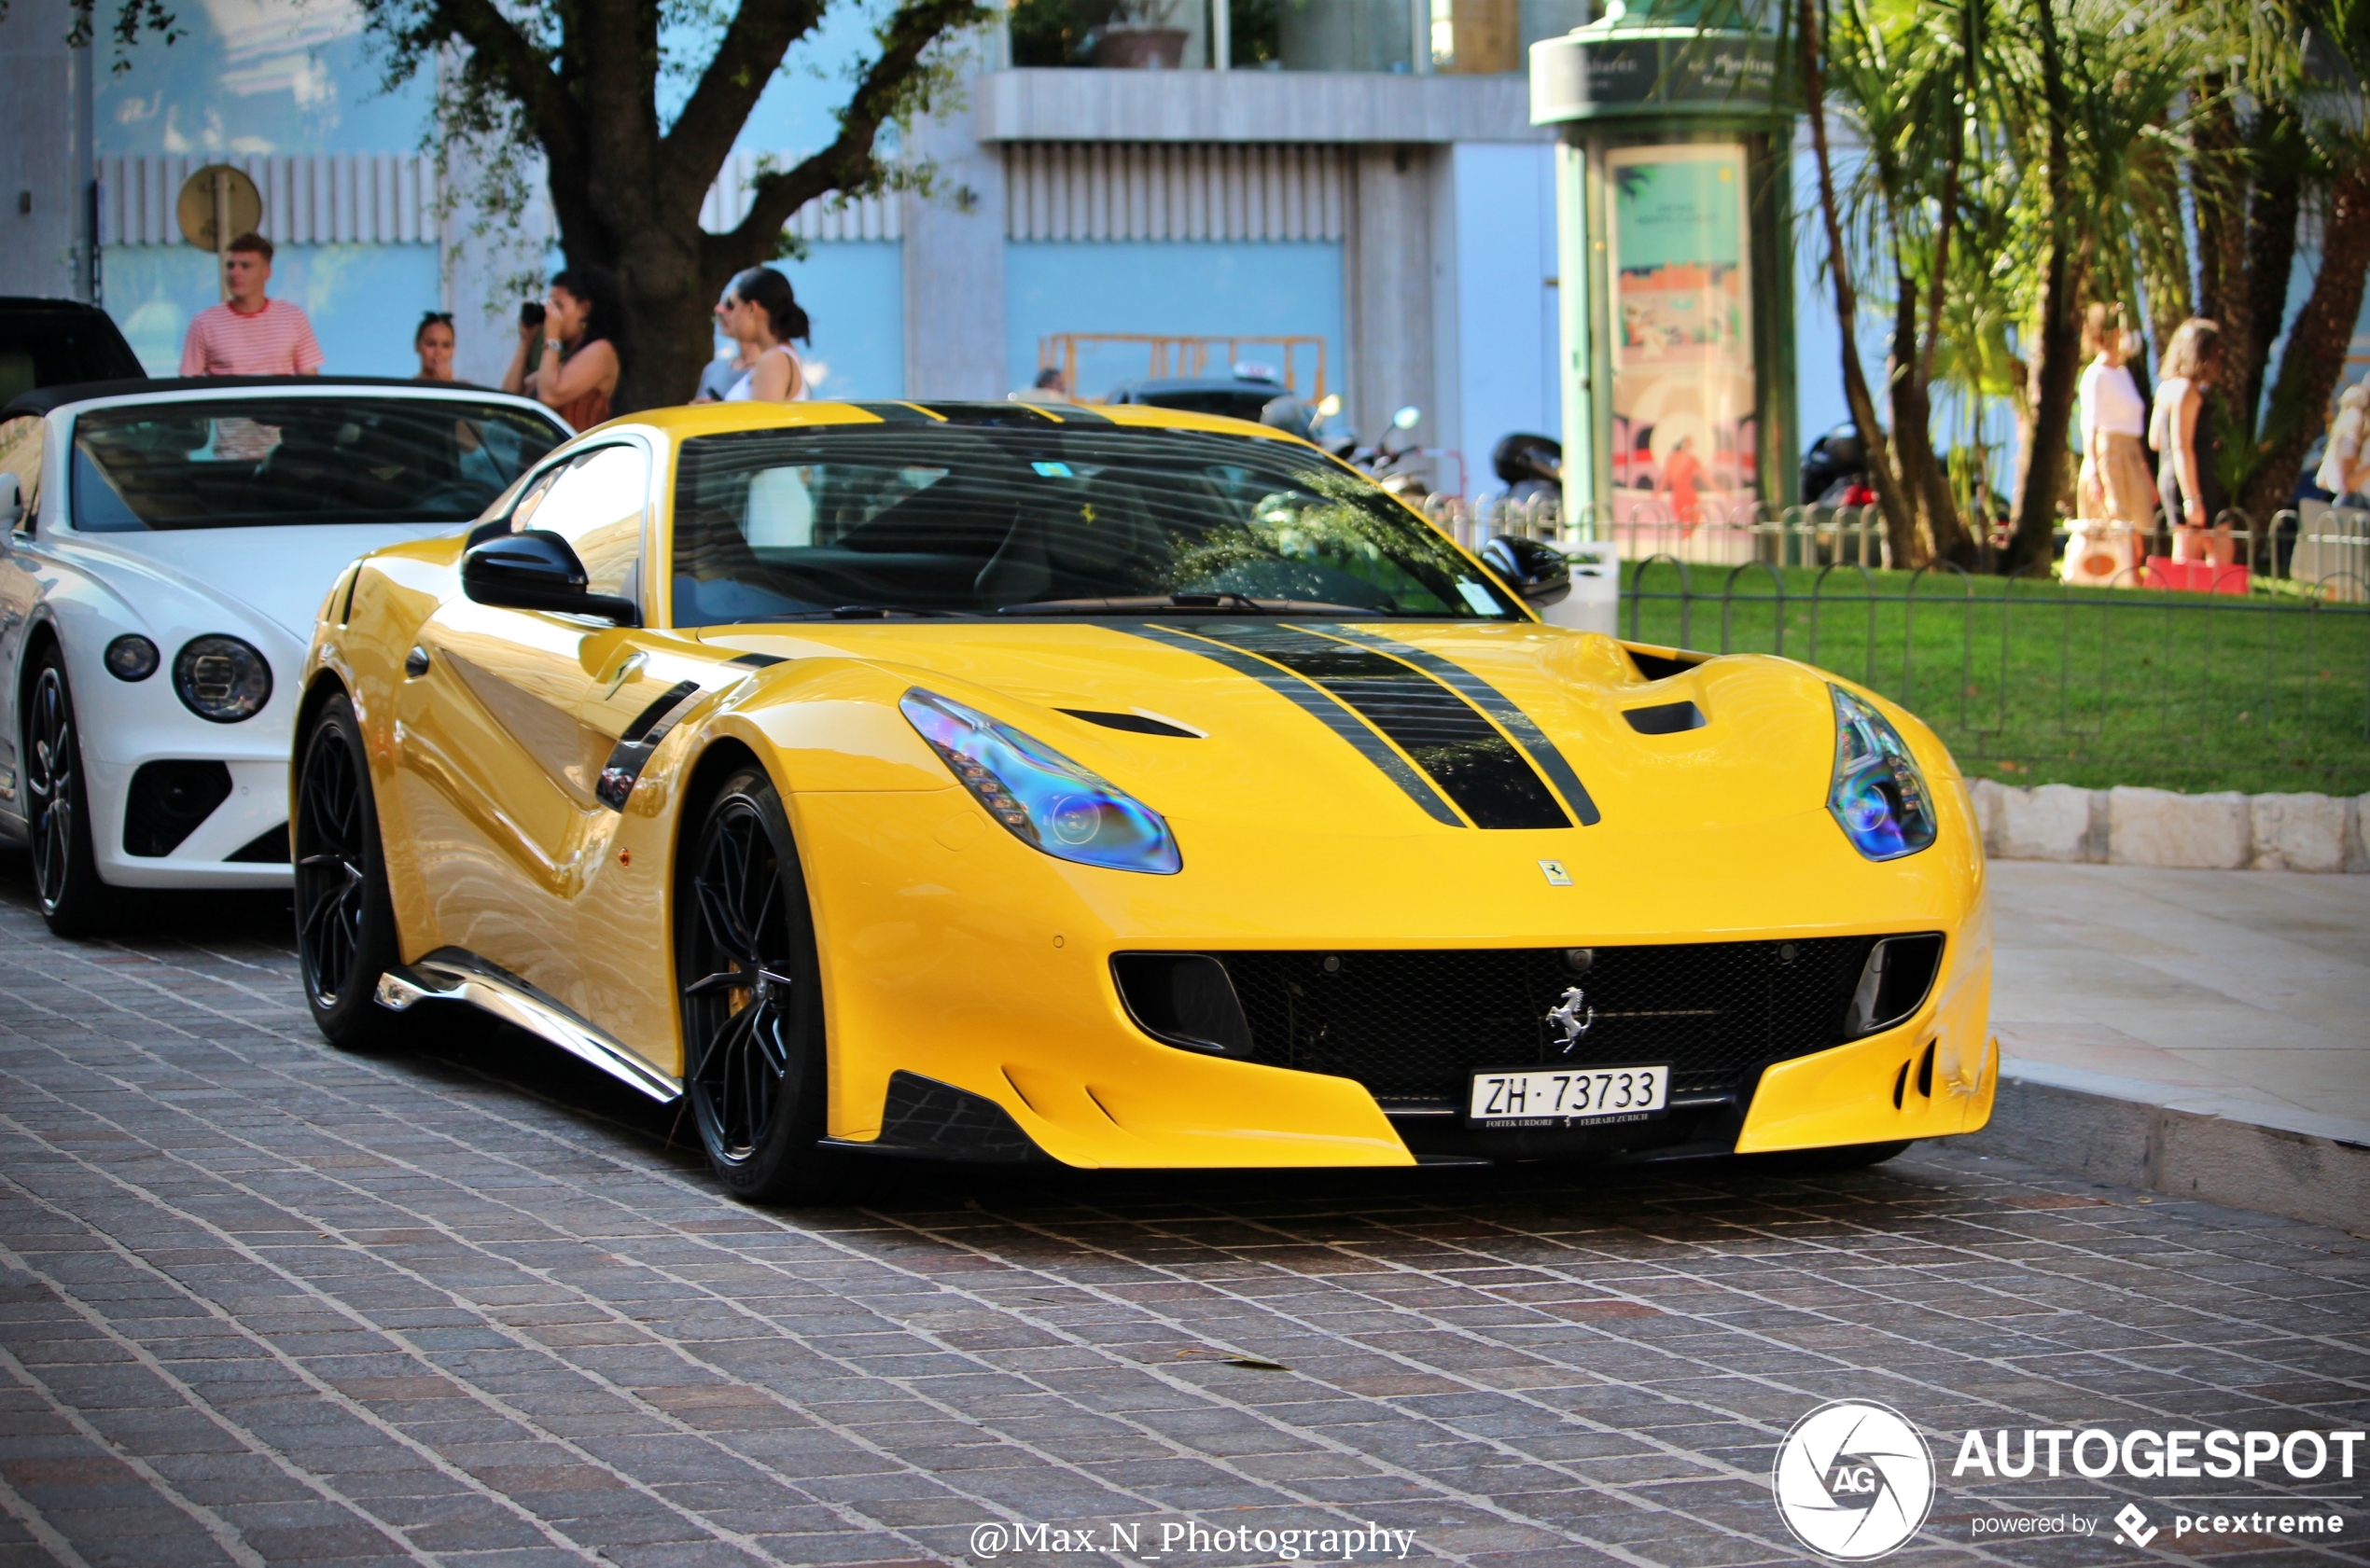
(174, 635, 272, 723)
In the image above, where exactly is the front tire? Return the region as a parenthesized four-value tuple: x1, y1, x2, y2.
(676, 767, 855, 1204)
(24, 648, 119, 936)
(294, 693, 407, 1050)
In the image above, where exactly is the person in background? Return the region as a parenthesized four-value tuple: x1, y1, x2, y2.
(412, 312, 456, 382)
(1659, 435, 1705, 532)
(2318, 382, 2370, 509)
(2077, 304, 2154, 529)
(693, 283, 757, 402)
(715, 267, 808, 403)
(1013, 366, 1069, 404)
(504, 266, 623, 428)
(2149, 317, 2225, 566)
(179, 232, 323, 377)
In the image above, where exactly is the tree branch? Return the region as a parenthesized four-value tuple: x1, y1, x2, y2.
(709, 0, 987, 270)
(404, 0, 583, 171)
(663, 0, 827, 199)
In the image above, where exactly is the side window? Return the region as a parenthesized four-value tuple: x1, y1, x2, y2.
(0, 415, 44, 529)
(521, 444, 648, 601)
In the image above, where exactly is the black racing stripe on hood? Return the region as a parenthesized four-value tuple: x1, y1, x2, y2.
(1178, 625, 1570, 831)
(1310, 626, 1601, 826)
(1122, 623, 1463, 827)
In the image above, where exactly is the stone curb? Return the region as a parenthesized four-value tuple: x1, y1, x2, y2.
(1968, 779, 2370, 871)
(1951, 1061, 2370, 1232)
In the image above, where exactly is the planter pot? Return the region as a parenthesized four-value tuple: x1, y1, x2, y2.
(1093, 25, 1188, 67)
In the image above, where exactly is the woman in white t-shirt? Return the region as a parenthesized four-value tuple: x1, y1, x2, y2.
(2077, 304, 2153, 528)
(715, 266, 809, 404)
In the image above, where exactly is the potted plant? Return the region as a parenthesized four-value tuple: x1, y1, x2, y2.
(1091, 0, 1188, 67)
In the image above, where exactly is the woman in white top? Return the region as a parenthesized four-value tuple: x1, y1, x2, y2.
(715, 266, 809, 404)
(2076, 304, 2154, 528)
(2148, 317, 2225, 565)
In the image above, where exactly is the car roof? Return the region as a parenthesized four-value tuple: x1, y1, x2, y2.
(3, 374, 561, 422)
(627, 397, 1302, 444)
(1111, 378, 1287, 397)
(0, 297, 122, 317)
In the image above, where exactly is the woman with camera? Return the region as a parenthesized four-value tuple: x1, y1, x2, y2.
(503, 267, 623, 429)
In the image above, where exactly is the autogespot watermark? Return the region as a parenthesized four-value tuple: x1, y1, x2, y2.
(966, 1519, 1417, 1561)
(1771, 1400, 2363, 1561)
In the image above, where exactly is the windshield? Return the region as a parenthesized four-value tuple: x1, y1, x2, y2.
(70, 396, 566, 532)
(669, 424, 1516, 623)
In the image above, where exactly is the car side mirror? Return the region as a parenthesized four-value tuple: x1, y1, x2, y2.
(0, 473, 21, 534)
(1480, 535, 1571, 607)
(461, 528, 640, 625)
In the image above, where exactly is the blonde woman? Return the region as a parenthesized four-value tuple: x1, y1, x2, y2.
(2077, 305, 2154, 528)
(2149, 317, 2225, 566)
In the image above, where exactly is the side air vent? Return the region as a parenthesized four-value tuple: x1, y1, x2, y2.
(1111, 953, 1254, 1057)
(1624, 646, 1708, 682)
(1624, 701, 1706, 735)
(1061, 709, 1200, 738)
(1845, 934, 1946, 1038)
(122, 760, 232, 857)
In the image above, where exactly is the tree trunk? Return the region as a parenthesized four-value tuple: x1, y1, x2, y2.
(1887, 259, 1966, 565)
(1799, 0, 1927, 568)
(2239, 108, 2303, 432)
(2005, 0, 2079, 576)
(2238, 169, 2370, 532)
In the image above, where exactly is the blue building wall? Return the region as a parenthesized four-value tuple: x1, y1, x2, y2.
(1004, 241, 1345, 404)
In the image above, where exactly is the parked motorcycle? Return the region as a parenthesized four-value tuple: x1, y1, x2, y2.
(1492, 432, 1563, 504)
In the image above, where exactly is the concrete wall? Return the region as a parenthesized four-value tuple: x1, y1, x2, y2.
(1436, 141, 1560, 495)
(0, 0, 94, 301)
(1347, 146, 1437, 452)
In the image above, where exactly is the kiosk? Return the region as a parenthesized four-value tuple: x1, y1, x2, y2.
(1530, 6, 1797, 542)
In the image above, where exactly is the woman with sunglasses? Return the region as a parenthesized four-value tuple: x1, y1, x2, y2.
(713, 267, 809, 403)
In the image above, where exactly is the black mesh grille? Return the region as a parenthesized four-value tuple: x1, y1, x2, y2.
(1202, 938, 1877, 1103)
(122, 760, 231, 857)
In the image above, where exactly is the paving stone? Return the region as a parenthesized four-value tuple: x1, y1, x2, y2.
(0, 868, 2360, 1565)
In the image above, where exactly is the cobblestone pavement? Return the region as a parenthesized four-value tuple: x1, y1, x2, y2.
(0, 854, 2362, 1568)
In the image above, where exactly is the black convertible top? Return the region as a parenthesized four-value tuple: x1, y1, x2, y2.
(2, 374, 502, 421)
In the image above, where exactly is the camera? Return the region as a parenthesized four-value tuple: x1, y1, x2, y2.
(519, 300, 546, 329)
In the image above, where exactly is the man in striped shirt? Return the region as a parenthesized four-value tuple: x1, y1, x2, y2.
(178, 233, 324, 378)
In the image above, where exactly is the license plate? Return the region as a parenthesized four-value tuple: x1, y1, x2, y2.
(1468, 1065, 1669, 1128)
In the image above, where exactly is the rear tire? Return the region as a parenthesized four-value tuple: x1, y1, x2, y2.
(676, 767, 858, 1204)
(24, 648, 120, 937)
(293, 693, 408, 1050)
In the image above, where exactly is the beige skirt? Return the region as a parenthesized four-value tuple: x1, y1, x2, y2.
(2098, 432, 2155, 527)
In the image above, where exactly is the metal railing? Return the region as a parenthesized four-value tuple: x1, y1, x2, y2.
(1619, 557, 2370, 792)
(1417, 490, 2370, 792)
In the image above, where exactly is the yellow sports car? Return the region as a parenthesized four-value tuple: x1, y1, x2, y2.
(294, 400, 1995, 1201)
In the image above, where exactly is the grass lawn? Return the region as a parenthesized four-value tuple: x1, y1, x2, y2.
(1617, 561, 2370, 797)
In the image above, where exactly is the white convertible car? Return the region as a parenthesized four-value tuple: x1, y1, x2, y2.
(0, 376, 571, 932)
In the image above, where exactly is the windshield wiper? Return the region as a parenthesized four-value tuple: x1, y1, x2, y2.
(732, 604, 974, 622)
(997, 592, 1392, 617)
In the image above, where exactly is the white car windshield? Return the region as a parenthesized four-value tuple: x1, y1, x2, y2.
(71, 396, 566, 531)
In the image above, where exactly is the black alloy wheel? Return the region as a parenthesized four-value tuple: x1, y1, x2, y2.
(294, 694, 405, 1049)
(676, 768, 852, 1203)
(24, 648, 118, 935)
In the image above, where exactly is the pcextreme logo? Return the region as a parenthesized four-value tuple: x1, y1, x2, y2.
(1772, 1400, 1937, 1561)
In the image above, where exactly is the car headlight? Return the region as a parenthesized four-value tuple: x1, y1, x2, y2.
(174, 635, 272, 723)
(1828, 686, 1936, 860)
(105, 634, 160, 681)
(900, 688, 1180, 874)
